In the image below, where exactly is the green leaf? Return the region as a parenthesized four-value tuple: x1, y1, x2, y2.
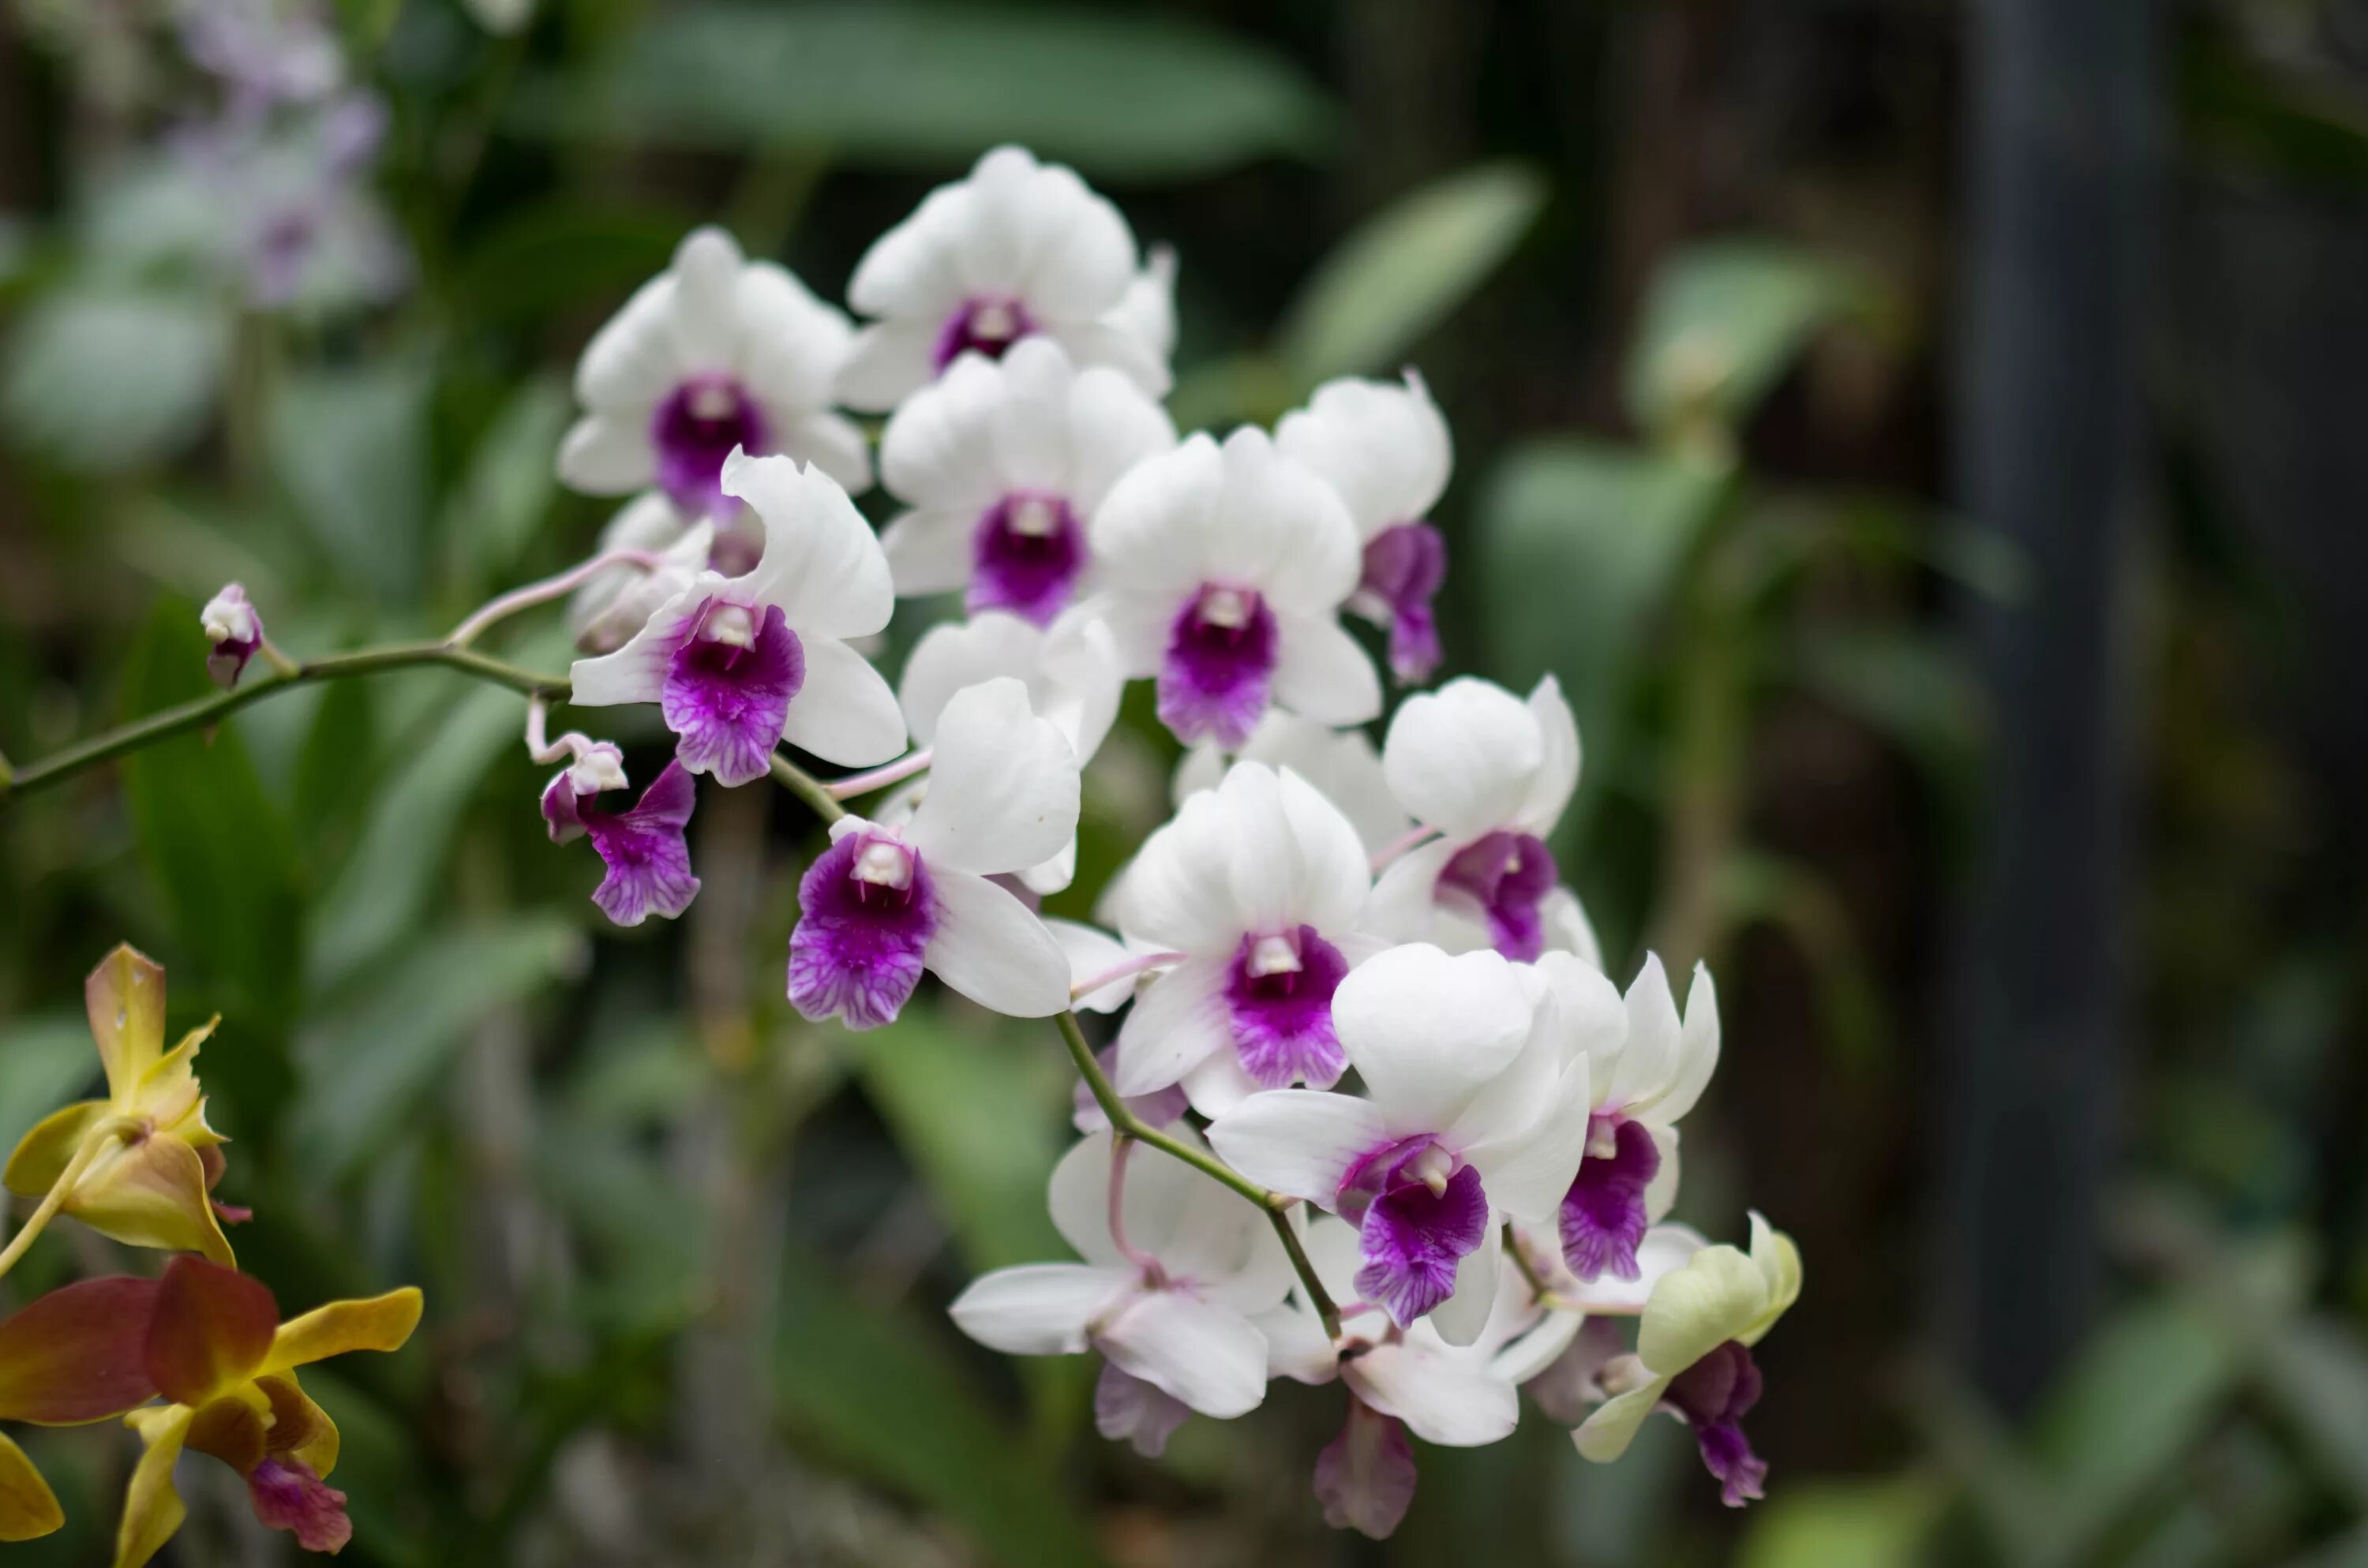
(1737, 1476, 1946, 1568)
(290, 676, 379, 869)
(1478, 439, 1730, 822)
(0, 1016, 100, 1154)
(774, 1248, 1108, 1568)
(1624, 240, 1871, 440)
(1276, 163, 1545, 387)
(444, 374, 572, 586)
(268, 358, 433, 602)
(292, 917, 583, 1182)
(120, 599, 303, 1131)
(2257, 1314, 2368, 1510)
(2029, 1295, 2244, 1562)
(0, 289, 227, 471)
(852, 1010, 1070, 1274)
(307, 682, 526, 990)
(519, 3, 1337, 181)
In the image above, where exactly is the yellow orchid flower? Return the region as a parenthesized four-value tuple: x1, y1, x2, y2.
(0, 1275, 168, 1541)
(114, 1256, 422, 1568)
(1572, 1211, 1801, 1505)
(2, 945, 234, 1271)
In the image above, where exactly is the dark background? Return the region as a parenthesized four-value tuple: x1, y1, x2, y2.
(2, 1, 2366, 1563)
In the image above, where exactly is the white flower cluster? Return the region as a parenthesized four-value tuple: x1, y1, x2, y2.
(523, 144, 1799, 1537)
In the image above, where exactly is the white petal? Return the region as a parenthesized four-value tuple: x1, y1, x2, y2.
(779, 411, 873, 495)
(924, 868, 1072, 1018)
(1647, 963, 1720, 1125)
(567, 585, 698, 708)
(1606, 953, 1681, 1113)
(1205, 428, 1360, 612)
(948, 1263, 1132, 1356)
(777, 635, 907, 767)
(1050, 318, 1173, 399)
(1035, 615, 1122, 763)
(1384, 678, 1544, 840)
(1112, 956, 1231, 1097)
(1270, 612, 1382, 728)
(1044, 1131, 1124, 1265)
(1235, 713, 1407, 855)
(1253, 1302, 1338, 1385)
(1107, 244, 1177, 362)
(1045, 917, 1137, 1014)
(1644, 1126, 1680, 1224)
(668, 226, 743, 368)
(835, 321, 940, 414)
(848, 184, 969, 319)
(722, 451, 894, 640)
(1177, 1050, 1262, 1120)
(1541, 885, 1604, 970)
(1515, 673, 1581, 835)
(575, 273, 681, 412)
(879, 508, 977, 598)
(1460, 1057, 1591, 1224)
(1489, 1303, 1586, 1387)
(1531, 951, 1627, 1076)
(1066, 364, 1178, 512)
(1425, 1223, 1503, 1348)
(556, 413, 656, 493)
(1205, 1090, 1392, 1207)
(1098, 1289, 1269, 1420)
(1253, 765, 1370, 935)
(733, 260, 851, 415)
(1089, 432, 1223, 593)
(879, 351, 1014, 509)
(905, 676, 1079, 875)
(1332, 945, 1534, 1130)
(1115, 786, 1246, 956)
(1275, 370, 1452, 538)
(1010, 162, 1136, 320)
(1362, 838, 1456, 945)
(1346, 1342, 1518, 1447)
(899, 613, 1045, 742)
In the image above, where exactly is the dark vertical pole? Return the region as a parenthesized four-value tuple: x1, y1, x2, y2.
(1940, 0, 2159, 1415)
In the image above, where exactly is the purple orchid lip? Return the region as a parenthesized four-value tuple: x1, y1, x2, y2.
(1156, 583, 1278, 748)
(1224, 925, 1350, 1089)
(969, 489, 1085, 624)
(1350, 522, 1447, 684)
(660, 598, 804, 788)
(653, 373, 768, 519)
(1434, 829, 1558, 962)
(1336, 1136, 1489, 1327)
(933, 295, 1037, 370)
(543, 759, 703, 926)
(1665, 1340, 1769, 1506)
(1313, 1398, 1418, 1539)
(1558, 1115, 1661, 1282)
(788, 829, 939, 1030)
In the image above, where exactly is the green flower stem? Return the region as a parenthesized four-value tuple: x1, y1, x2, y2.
(1054, 1009, 1343, 1341)
(0, 1115, 140, 1280)
(0, 642, 565, 804)
(767, 752, 846, 824)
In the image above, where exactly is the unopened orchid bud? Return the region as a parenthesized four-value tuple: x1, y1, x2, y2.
(200, 584, 264, 689)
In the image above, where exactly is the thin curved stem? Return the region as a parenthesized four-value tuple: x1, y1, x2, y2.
(1053, 1009, 1344, 1341)
(2, 643, 567, 803)
(447, 548, 666, 649)
(826, 748, 932, 800)
(0, 1117, 137, 1280)
(1071, 950, 1186, 1001)
(767, 751, 846, 825)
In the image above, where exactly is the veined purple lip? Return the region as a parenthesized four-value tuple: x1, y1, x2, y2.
(934, 295, 1036, 370)
(1557, 1114, 1661, 1282)
(970, 489, 1085, 623)
(1336, 1136, 1489, 1327)
(654, 374, 767, 519)
(1350, 522, 1446, 683)
(788, 829, 938, 1030)
(659, 597, 804, 788)
(1223, 925, 1350, 1089)
(1156, 583, 1277, 748)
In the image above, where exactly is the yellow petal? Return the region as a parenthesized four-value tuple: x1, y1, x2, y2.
(267, 1286, 422, 1372)
(1742, 1210, 1802, 1347)
(3, 1101, 104, 1198)
(0, 1429, 63, 1542)
(85, 946, 168, 1103)
(114, 1405, 193, 1568)
(184, 1390, 269, 1476)
(1572, 1379, 1669, 1463)
(66, 1136, 234, 1265)
(126, 1022, 215, 1135)
(258, 1374, 342, 1479)
(1635, 1244, 1770, 1377)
